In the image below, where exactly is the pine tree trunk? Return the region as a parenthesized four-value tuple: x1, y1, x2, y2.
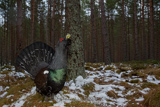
(17, 0, 23, 55)
(91, 0, 97, 62)
(100, 0, 111, 64)
(142, 0, 147, 60)
(51, 0, 55, 46)
(31, 0, 35, 43)
(149, 0, 154, 59)
(122, 0, 127, 61)
(66, 0, 85, 81)
(134, 0, 139, 60)
(147, 2, 150, 59)
(60, 0, 64, 36)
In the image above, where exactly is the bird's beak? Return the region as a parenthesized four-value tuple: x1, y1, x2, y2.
(66, 34, 71, 39)
(66, 34, 71, 46)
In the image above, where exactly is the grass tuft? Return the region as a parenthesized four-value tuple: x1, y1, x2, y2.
(107, 90, 119, 98)
(143, 86, 160, 107)
(82, 83, 95, 97)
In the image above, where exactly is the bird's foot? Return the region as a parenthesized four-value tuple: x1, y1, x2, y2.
(42, 96, 49, 102)
(51, 93, 54, 100)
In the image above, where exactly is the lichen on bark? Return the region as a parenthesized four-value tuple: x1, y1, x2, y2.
(66, 0, 86, 81)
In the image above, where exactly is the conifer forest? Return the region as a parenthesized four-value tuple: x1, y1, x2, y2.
(1, 0, 160, 107)
(0, 0, 160, 65)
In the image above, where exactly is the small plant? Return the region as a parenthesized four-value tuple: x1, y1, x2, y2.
(107, 90, 119, 98)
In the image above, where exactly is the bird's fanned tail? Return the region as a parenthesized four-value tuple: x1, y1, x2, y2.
(16, 41, 55, 79)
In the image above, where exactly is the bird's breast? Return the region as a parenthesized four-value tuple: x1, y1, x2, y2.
(49, 68, 66, 84)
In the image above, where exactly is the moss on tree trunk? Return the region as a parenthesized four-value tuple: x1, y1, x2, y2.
(66, 0, 86, 81)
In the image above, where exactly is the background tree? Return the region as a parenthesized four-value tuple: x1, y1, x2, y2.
(149, 0, 154, 59)
(17, 0, 23, 56)
(0, 0, 160, 68)
(100, 0, 111, 64)
(91, 0, 97, 62)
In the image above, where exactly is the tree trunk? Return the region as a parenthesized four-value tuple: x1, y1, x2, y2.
(91, 0, 97, 62)
(122, 0, 127, 61)
(51, 0, 55, 46)
(149, 0, 154, 59)
(100, 0, 111, 64)
(31, 0, 35, 43)
(142, 0, 147, 60)
(134, 0, 139, 60)
(17, 0, 23, 55)
(66, 0, 85, 81)
(147, 3, 150, 59)
(60, 0, 64, 36)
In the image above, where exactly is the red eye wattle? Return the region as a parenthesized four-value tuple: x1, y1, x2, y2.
(60, 38, 64, 42)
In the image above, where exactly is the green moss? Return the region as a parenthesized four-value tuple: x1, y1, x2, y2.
(65, 100, 95, 107)
(1, 65, 12, 70)
(130, 79, 139, 83)
(104, 65, 114, 70)
(23, 93, 54, 106)
(128, 71, 146, 79)
(92, 63, 102, 68)
(85, 66, 94, 71)
(141, 82, 158, 89)
(131, 64, 147, 70)
(1, 70, 12, 74)
(123, 60, 160, 65)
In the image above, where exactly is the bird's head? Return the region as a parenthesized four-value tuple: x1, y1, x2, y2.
(56, 34, 71, 51)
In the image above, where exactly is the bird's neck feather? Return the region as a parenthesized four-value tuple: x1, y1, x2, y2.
(48, 49, 67, 70)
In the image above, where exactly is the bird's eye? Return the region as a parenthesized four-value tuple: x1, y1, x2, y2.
(60, 38, 64, 42)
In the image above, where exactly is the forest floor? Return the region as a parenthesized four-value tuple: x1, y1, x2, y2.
(0, 60, 160, 107)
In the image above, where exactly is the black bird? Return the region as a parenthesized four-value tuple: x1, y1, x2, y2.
(16, 34, 71, 98)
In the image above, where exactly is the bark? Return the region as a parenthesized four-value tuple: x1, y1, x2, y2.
(66, 0, 86, 81)
(147, 2, 150, 59)
(142, 0, 147, 60)
(31, 0, 35, 43)
(122, 0, 127, 61)
(149, 0, 154, 59)
(134, 0, 139, 60)
(11, 23, 15, 64)
(17, 0, 23, 55)
(60, 0, 64, 36)
(91, 0, 97, 62)
(100, 0, 111, 64)
(51, 0, 55, 46)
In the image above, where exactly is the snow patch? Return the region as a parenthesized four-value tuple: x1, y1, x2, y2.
(135, 96, 144, 101)
(8, 71, 25, 78)
(0, 86, 3, 92)
(6, 95, 14, 98)
(147, 75, 160, 84)
(0, 92, 8, 98)
(10, 87, 36, 107)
